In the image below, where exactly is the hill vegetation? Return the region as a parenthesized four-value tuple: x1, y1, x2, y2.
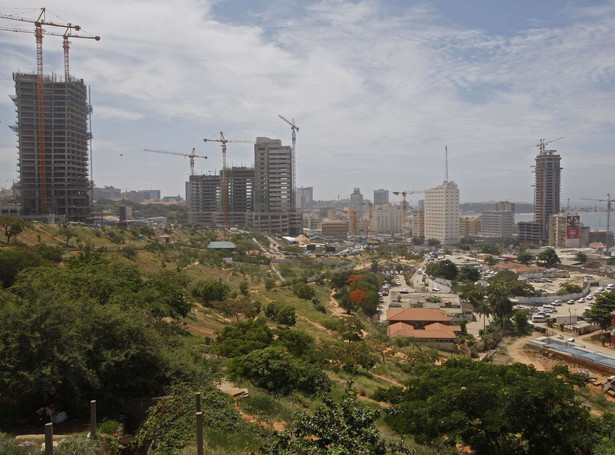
(1, 217, 615, 454)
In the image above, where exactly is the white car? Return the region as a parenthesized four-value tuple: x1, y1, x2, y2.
(586, 295, 593, 301)
(578, 298, 585, 303)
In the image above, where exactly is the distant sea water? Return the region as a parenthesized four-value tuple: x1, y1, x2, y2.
(514, 212, 612, 230)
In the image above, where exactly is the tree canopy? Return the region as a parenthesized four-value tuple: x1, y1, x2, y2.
(385, 359, 594, 454)
(536, 248, 561, 267)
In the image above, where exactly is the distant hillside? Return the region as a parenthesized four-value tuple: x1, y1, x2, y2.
(460, 201, 533, 215)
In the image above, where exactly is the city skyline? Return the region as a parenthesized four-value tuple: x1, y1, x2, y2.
(1, 0, 615, 204)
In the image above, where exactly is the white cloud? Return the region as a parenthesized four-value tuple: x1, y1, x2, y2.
(0, 0, 614, 202)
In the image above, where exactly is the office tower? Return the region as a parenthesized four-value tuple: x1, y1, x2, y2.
(424, 181, 460, 245)
(253, 137, 302, 234)
(373, 189, 389, 205)
(460, 216, 481, 237)
(254, 137, 292, 211)
(480, 211, 513, 238)
(13, 73, 91, 221)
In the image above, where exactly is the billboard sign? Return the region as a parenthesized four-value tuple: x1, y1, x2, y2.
(567, 215, 580, 239)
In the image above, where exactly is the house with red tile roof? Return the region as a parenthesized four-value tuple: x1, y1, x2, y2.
(386, 308, 461, 346)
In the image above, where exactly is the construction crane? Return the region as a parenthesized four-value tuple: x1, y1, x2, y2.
(580, 194, 614, 251)
(393, 190, 424, 244)
(203, 132, 253, 225)
(61, 28, 100, 80)
(0, 26, 101, 80)
(0, 8, 83, 213)
(532, 137, 564, 155)
(278, 115, 299, 210)
(142, 148, 207, 175)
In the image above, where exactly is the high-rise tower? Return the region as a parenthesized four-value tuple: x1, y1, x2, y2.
(424, 181, 460, 245)
(534, 149, 561, 241)
(12, 73, 91, 221)
(253, 137, 302, 235)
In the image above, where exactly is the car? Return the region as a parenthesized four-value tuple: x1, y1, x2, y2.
(586, 295, 593, 300)
(381, 291, 388, 296)
(567, 299, 575, 304)
(552, 300, 562, 306)
(578, 298, 585, 303)
(432, 287, 440, 292)
(567, 338, 575, 343)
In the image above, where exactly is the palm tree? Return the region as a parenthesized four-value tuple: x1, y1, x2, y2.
(475, 300, 492, 331)
(487, 284, 513, 327)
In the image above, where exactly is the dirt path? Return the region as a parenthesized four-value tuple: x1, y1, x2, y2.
(505, 335, 548, 371)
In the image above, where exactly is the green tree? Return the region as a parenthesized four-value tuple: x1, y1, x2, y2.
(239, 280, 250, 295)
(457, 265, 480, 282)
(228, 346, 329, 396)
(385, 359, 594, 455)
(425, 259, 457, 280)
(0, 216, 26, 244)
(276, 329, 315, 358)
(191, 279, 230, 306)
(537, 248, 561, 267)
(487, 283, 512, 324)
(293, 282, 315, 300)
(212, 319, 274, 358)
(0, 297, 178, 420)
(337, 286, 357, 314)
(484, 255, 496, 266)
(264, 276, 276, 290)
(513, 310, 530, 334)
(575, 251, 588, 263)
(474, 300, 491, 332)
(276, 305, 296, 328)
(585, 291, 615, 332)
(57, 223, 77, 247)
(0, 248, 45, 288)
(427, 238, 441, 247)
(517, 250, 534, 265)
(262, 391, 410, 454)
(557, 281, 583, 296)
(480, 243, 499, 255)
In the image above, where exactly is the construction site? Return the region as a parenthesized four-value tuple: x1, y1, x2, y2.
(2, 8, 100, 223)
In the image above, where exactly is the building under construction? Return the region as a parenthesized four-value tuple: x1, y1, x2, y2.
(187, 137, 302, 235)
(12, 73, 91, 222)
(187, 167, 255, 226)
(518, 144, 562, 244)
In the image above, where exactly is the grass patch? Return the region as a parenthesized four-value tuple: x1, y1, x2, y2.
(238, 392, 295, 423)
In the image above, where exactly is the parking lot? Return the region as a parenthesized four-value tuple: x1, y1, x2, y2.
(519, 282, 614, 330)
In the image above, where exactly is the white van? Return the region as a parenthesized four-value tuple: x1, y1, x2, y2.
(531, 314, 547, 323)
(543, 304, 556, 311)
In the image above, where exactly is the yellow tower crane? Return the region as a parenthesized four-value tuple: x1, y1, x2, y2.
(0, 8, 99, 213)
(393, 190, 424, 244)
(142, 148, 208, 175)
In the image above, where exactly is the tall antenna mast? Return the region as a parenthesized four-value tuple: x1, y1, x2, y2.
(444, 145, 449, 182)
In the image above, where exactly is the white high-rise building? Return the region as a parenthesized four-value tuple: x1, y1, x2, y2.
(424, 181, 460, 245)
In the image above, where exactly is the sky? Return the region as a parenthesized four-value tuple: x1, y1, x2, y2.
(1, 0, 615, 207)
